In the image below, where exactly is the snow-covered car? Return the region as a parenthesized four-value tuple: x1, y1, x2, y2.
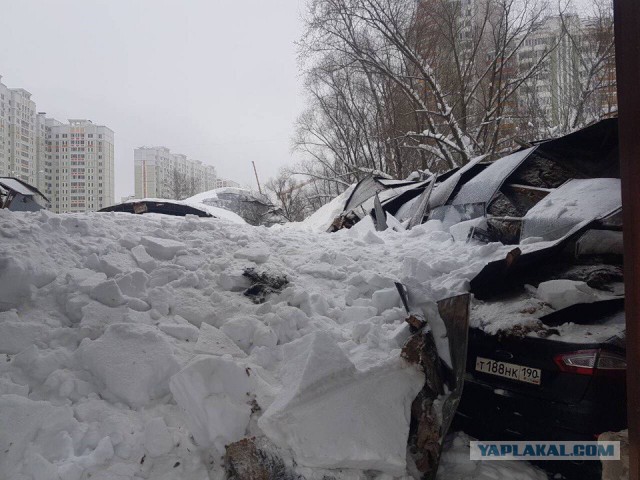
(456, 206, 625, 478)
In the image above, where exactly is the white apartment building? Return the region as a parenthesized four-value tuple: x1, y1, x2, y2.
(1, 76, 115, 213)
(45, 119, 115, 213)
(0, 77, 44, 190)
(517, 16, 583, 125)
(214, 178, 240, 189)
(134, 146, 217, 199)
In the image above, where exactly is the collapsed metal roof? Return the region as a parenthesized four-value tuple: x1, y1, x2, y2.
(451, 147, 538, 206)
(343, 176, 390, 213)
(327, 118, 621, 235)
(0, 177, 49, 201)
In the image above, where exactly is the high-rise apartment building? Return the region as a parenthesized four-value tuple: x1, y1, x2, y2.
(1, 75, 115, 213)
(516, 15, 616, 128)
(0, 77, 43, 190)
(134, 146, 217, 199)
(45, 119, 115, 213)
(214, 178, 240, 189)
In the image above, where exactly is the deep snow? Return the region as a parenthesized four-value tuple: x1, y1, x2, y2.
(0, 208, 547, 480)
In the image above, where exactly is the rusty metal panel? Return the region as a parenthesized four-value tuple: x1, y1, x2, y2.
(614, 0, 640, 477)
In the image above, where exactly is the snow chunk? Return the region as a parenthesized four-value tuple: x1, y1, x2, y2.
(169, 356, 251, 454)
(89, 279, 126, 307)
(372, 288, 401, 315)
(77, 323, 180, 408)
(234, 248, 270, 264)
(363, 229, 385, 245)
(0, 256, 56, 309)
(0, 321, 50, 354)
(96, 251, 138, 277)
(536, 280, 603, 310)
(194, 323, 246, 357)
(0, 395, 79, 478)
(130, 245, 157, 273)
(115, 270, 148, 298)
(221, 316, 278, 353)
(141, 236, 186, 260)
(144, 417, 174, 457)
(218, 269, 252, 291)
(159, 319, 200, 342)
(259, 332, 423, 475)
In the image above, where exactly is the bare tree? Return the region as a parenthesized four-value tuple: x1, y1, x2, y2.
(299, 0, 552, 170)
(163, 168, 191, 200)
(265, 168, 313, 222)
(294, 0, 616, 212)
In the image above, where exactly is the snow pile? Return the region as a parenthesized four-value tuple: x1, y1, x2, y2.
(521, 178, 621, 241)
(536, 279, 606, 310)
(300, 184, 355, 231)
(436, 432, 547, 480)
(0, 207, 521, 479)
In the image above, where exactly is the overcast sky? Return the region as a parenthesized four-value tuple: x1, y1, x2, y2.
(0, 0, 306, 200)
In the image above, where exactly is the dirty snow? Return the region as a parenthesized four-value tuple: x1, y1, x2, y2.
(0, 207, 544, 479)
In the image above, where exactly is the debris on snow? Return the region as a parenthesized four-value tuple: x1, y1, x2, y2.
(225, 437, 298, 480)
(242, 267, 289, 304)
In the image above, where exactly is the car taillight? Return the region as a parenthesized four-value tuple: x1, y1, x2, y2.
(554, 349, 626, 376)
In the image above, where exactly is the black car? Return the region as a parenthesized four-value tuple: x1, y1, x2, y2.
(453, 219, 626, 479)
(456, 295, 626, 442)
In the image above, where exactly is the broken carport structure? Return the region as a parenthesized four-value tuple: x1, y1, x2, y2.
(0, 177, 49, 212)
(327, 118, 619, 237)
(430, 118, 618, 240)
(99, 199, 214, 217)
(98, 197, 247, 224)
(327, 176, 431, 231)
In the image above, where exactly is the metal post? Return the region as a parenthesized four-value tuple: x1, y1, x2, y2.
(252, 161, 263, 195)
(613, 1, 640, 478)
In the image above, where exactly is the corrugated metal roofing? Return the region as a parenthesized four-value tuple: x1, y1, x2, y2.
(0, 178, 38, 196)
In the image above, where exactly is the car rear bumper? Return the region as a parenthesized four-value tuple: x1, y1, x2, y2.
(455, 376, 626, 441)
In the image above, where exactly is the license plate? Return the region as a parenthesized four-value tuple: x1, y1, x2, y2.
(475, 357, 541, 385)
